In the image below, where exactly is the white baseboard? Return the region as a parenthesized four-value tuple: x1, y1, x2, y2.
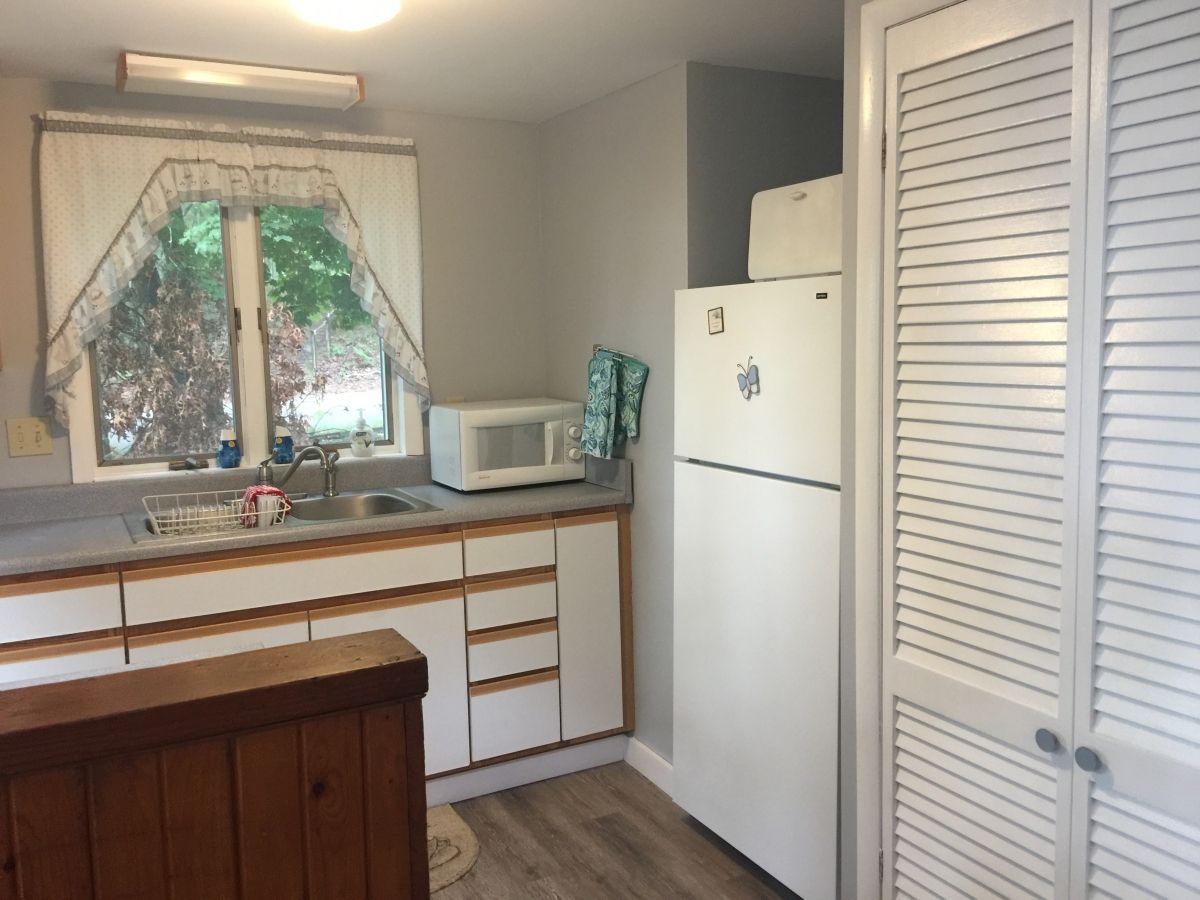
(426, 735, 629, 807)
(623, 736, 674, 797)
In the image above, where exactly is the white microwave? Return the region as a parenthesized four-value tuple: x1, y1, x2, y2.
(430, 398, 586, 491)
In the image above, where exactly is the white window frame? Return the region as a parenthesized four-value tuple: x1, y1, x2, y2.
(67, 206, 421, 484)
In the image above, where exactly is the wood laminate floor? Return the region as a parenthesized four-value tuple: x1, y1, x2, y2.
(438, 762, 796, 900)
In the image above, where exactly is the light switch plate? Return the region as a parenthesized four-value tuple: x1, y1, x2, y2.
(6, 417, 53, 457)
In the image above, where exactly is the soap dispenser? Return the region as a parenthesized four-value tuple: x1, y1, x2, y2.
(350, 409, 375, 458)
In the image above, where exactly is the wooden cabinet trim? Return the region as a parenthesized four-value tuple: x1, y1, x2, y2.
(0, 635, 124, 665)
(0, 572, 118, 600)
(463, 520, 554, 540)
(618, 506, 635, 731)
(464, 571, 557, 594)
(468, 667, 558, 696)
(309, 588, 465, 622)
(0, 628, 125, 654)
(127, 612, 309, 649)
(554, 510, 619, 529)
(466, 619, 557, 645)
(121, 531, 463, 582)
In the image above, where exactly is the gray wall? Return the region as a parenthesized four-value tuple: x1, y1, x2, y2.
(0, 78, 545, 488)
(538, 62, 844, 761)
(538, 65, 690, 760)
(686, 63, 843, 288)
(0, 79, 64, 488)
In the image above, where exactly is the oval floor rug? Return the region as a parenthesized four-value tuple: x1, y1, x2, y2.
(428, 804, 480, 892)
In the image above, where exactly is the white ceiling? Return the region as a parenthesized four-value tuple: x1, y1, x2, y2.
(0, 0, 844, 123)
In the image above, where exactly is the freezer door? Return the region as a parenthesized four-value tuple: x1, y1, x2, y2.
(673, 460, 839, 899)
(674, 277, 840, 485)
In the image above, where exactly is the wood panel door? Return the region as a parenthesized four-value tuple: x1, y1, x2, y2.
(881, 0, 1092, 894)
(1068, 0, 1200, 892)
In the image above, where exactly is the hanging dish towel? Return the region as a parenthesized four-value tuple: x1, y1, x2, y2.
(581, 349, 649, 459)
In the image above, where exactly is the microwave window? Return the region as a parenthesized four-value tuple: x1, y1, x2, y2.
(477, 423, 547, 471)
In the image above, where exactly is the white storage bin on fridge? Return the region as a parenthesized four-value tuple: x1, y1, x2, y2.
(747, 173, 842, 281)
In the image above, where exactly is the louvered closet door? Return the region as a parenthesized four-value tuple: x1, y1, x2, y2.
(881, 0, 1091, 895)
(1068, 0, 1200, 894)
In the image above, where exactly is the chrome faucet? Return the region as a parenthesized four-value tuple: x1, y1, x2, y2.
(258, 444, 340, 497)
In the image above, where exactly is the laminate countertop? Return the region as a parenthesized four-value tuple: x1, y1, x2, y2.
(0, 480, 631, 578)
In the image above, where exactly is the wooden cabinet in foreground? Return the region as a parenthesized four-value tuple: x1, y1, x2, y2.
(0, 631, 430, 900)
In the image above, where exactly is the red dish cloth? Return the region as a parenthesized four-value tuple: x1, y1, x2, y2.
(240, 484, 292, 528)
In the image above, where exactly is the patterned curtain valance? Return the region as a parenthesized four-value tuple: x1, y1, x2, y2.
(38, 111, 427, 425)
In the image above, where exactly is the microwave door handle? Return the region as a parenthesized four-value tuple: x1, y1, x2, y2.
(546, 420, 564, 466)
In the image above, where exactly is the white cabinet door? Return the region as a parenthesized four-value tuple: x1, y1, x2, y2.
(126, 612, 309, 666)
(123, 533, 463, 626)
(310, 589, 470, 776)
(0, 573, 122, 644)
(881, 0, 1091, 893)
(1068, 0, 1200, 891)
(555, 512, 625, 740)
(0, 636, 126, 688)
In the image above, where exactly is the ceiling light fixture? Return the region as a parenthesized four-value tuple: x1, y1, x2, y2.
(291, 0, 402, 31)
(118, 52, 364, 110)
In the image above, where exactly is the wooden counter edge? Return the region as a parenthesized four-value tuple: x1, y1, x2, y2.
(0, 630, 428, 776)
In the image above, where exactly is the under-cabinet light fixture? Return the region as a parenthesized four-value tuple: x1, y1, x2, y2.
(117, 52, 364, 110)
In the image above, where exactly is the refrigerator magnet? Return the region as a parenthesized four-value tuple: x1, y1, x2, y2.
(708, 306, 724, 334)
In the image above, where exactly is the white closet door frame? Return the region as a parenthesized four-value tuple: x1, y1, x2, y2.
(855, 1, 966, 892)
(1070, 0, 1200, 894)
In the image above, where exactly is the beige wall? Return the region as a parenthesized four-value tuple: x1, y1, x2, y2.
(0, 79, 546, 488)
(539, 65, 689, 759)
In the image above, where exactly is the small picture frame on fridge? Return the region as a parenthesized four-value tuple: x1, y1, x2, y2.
(707, 306, 724, 335)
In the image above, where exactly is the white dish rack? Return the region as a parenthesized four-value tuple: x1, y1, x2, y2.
(142, 489, 287, 537)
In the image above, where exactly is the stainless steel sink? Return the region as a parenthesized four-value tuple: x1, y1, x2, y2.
(124, 488, 439, 543)
(288, 490, 432, 521)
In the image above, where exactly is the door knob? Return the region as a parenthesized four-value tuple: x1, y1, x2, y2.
(1074, 746, 1103, 773)
(1034, 728, 1061, 753)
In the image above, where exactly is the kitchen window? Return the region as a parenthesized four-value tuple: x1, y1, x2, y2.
(91, 201, 241, 464)
(40, 114, 428, 484)
(76, 203, 416, 479)
(259, 206, 392, 449)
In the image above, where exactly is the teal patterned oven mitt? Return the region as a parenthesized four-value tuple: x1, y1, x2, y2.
(581, 352, 619, 458)
(581, 349, 649, 459)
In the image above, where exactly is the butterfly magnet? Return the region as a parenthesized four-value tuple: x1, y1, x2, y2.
(736, 357, 760, 400)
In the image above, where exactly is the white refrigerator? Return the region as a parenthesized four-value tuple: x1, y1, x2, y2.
(673, 275, 840, 899)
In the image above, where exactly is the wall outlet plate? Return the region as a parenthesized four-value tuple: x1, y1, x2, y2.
(6, 417, 53, 457)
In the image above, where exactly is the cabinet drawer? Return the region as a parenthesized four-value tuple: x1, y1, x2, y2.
(123, 533, 463, 626)
(0, 573, 122, 644)
(0, 636, 126, 689)
(465, 572, 557, 630)
(463, 521, 555, 576)
(469, 670, 560, 761)
(127, 612, 309, 666)
(468, 621, 558, 682)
